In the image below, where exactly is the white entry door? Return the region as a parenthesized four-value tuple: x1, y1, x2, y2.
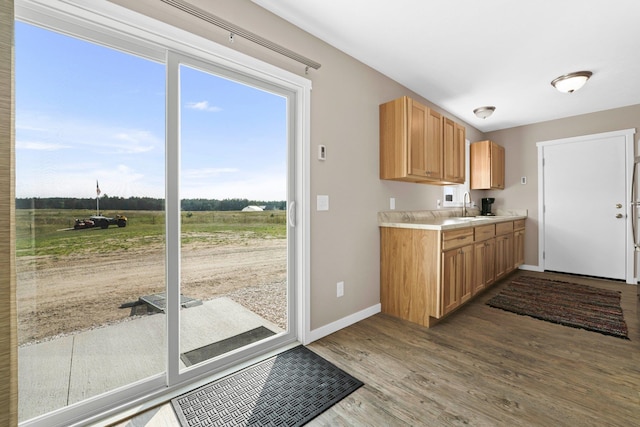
(540, 130, 634, 281)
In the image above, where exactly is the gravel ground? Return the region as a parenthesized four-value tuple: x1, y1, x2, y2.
(226, 280, 287, 329)
(17, 238, 287, 346)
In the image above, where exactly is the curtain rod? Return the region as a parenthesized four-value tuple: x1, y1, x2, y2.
(160, 0, 321, 71)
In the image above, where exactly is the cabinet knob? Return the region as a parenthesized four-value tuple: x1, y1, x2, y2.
(616, 213, 623, 219)
(616, 203, 622, 209)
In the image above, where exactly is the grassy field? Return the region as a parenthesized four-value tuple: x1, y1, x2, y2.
(16, 209, 287, 257)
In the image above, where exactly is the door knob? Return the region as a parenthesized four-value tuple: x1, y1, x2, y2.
(616, 213, 623, 218)
(615, 203, 622, 209)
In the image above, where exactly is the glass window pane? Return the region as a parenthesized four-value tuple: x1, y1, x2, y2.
(15, 22, 166, 422)
(178, 64, 288, 369)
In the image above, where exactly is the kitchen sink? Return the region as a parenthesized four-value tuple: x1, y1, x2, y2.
(450, 216, 490, 221)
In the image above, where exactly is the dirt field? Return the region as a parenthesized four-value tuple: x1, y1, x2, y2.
(16, 237, 287, 346)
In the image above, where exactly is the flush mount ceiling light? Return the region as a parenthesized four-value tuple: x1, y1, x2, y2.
(473, 106, 496, 119)
(551, 71, 593, 93)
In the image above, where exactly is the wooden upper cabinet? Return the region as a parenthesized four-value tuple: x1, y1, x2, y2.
(491, 142, 505, 189)
(425, 108, 443, 180)
(470, 140, 505, 190)
(380, 96, 464, 184)
(380, 96, 442, 182)
(408, 99, 429, 178)
(443, 118, 466, 184)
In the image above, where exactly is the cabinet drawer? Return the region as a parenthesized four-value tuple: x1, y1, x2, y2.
(442, 228, 474, 250)
(496, 221, 514, 236)
(474, 224, 495, 241)
(514, 219, 525, 230)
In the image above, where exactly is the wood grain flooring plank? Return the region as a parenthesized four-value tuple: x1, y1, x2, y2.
(117, 271, 640, 426)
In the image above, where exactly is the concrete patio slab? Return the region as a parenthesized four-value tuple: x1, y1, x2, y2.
(19, 297, 283, 422)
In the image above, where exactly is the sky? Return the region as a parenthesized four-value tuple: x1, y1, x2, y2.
(15, 21, 288, 201)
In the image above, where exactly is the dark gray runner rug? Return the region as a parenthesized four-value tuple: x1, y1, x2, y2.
(487, 275, 629, 339)
(171, 345, 364, 426)
(181, 326, 276, 367)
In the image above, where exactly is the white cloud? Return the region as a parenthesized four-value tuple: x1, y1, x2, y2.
(112, 130, 158, 153)
(16, 109, 163, 155)
(185, 101, 222, 112)
(180, 170, 286, 201)
(16, 140, 70, 151)
(16, 162, 164, 199)
(182, 167, 239, 179)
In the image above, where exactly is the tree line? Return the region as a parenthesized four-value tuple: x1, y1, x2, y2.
(15, 196, 286, 211)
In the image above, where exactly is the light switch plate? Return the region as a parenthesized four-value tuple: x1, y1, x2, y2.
(318, 145, 326, 160)
(317, 195, 329, 211)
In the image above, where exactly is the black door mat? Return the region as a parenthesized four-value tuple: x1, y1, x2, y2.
(171, 345, 364, 426)
(181, 326, 276, 367)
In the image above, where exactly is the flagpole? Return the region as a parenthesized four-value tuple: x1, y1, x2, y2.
(96, 180, 101, 215)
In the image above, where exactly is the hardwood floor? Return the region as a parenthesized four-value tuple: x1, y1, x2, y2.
(114, 271, 640, 426)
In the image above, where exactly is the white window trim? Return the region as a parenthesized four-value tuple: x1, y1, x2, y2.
(16, 1, 311, 425)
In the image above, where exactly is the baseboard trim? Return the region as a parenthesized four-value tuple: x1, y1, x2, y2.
(519, 264, 543, 272)
(303, 303, 381, 345)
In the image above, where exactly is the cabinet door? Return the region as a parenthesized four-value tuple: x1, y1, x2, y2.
(471, 140, 505, 190)
(459, 244, 473, 304)
(407, 99, 429, 178)
(425, 108, 443, 180)
(504, 233, 514, 274)
(442, 244, 473, 315)
(514, 229, 525, 268)
(491, 142, 505, 189)
(442, 248, 461, 315)
(454, 122, 466, 183)
(473, 238, 495, 293)
(470, 140, 491, 189)
(495, 233, 513, 280)
(484, 238, 496, 286)
(472, 241, 485, 294)
(443, 119, 465, 183)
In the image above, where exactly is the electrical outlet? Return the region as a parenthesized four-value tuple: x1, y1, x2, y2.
(337, 281, 344, 297)
(390, 197, 395, 210)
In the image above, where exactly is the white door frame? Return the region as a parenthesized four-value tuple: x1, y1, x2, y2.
(537, 128, 637, 284)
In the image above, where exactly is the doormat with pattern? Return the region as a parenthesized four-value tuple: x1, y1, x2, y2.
(487, 275, 629, 339)
(171, 345, 364, 426)
(181, 326, 276, 367)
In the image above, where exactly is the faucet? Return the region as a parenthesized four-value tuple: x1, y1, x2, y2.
(463, 191, 471, 217)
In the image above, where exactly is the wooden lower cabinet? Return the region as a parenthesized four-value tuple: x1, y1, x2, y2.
(441, 244, 473, 316)
(495, 233, 514, 280)
(473, 238, 495, 295)
(514, 219, 525, 268)
(380, 219, 525, 327)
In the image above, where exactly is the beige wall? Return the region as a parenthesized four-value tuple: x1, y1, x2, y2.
(108, 0, 485, 330)
(485, 104, 640, 267)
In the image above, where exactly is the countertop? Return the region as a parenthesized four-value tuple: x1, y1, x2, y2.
(378, 208, 527, 231)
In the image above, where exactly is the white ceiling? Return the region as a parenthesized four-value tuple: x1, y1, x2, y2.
(252, 0, 640, 132)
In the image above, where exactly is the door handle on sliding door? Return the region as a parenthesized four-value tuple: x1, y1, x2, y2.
(288, 201, 296, 227)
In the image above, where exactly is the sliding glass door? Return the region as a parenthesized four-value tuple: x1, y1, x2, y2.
(168, 53, 297, 379)
(15, 3, 306, 424)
